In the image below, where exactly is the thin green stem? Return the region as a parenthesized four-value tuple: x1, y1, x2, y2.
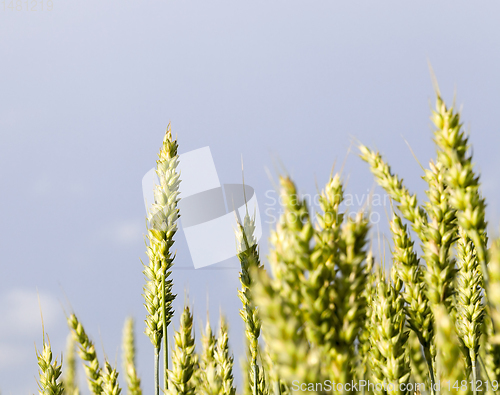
(253, 361, 259, 395)
(424, 348, 436, 395)
(162, 273, 168, 391)
(155, 346, 160, 395)
(472, 359, 477, 395)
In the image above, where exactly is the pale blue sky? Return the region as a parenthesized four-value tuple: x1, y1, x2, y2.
(1, 1, 500, 393)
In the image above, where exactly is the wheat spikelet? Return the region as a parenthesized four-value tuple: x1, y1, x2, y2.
(122, 317, 142, 395)
(36, 339, 64, 395)
(67, 313, 103, 394)
(102, 361, 122, 395)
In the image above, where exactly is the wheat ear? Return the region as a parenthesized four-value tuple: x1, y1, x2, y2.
(167, 305, 196, 395)
(431, 95, 488, 284)
(455, 228, 484, 392)
(422, 160, 457, 311)
(102, 361, 122, 395)
(434, 305, 471, 395)
(252, 266, 322, 389)
(268, 176, 313, 315)
(36, 338, 64, 395)
(359, 145, 428, 236)
(122, 317, 142, 395)
(214, 316, 236, 395)
(63, 333, 80, 395)
(143, 125, 180, 394)
(307, 174, 343, 350)
(357, 251, 375, 387)
(67, 313, 103, 394)
(236, 211, 266, 395)
(369, 268, 411, 395)
(390, 214, 434, 380)
(408, 330, 429, 388)
(330, 211, 369, 385)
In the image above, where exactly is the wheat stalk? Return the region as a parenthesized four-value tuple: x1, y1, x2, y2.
(143, 125, 181, 394)
(122, 317, 142, 395)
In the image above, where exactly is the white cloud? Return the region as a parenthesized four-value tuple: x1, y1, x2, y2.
(0, 288, 61, 337)
(98, 220, 144, 245)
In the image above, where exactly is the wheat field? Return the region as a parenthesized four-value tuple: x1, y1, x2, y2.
(33, 89, 500, 395)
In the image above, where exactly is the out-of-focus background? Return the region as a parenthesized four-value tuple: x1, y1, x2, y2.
(1, 1, 500, 393)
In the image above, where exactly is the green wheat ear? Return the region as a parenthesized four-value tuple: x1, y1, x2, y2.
(434, 305, 471, 395)
(142, 125, 181, 394)
(67, 313, 103, 395)
(196, 320, 222, 395)
(63, 333, 80, 395)
(36, 338, 64, 395)
(236, 211, 266, 395)
(455, 228, 484, 384)
(102, 361, 122, 395)
(369, 268, 410, 395)
(167, 305, 197, 395)
(122, 317, 142, 395)
(389, 213, 434, 381)
(214, 316, 236, 395)
(431, 94, 489, 282)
